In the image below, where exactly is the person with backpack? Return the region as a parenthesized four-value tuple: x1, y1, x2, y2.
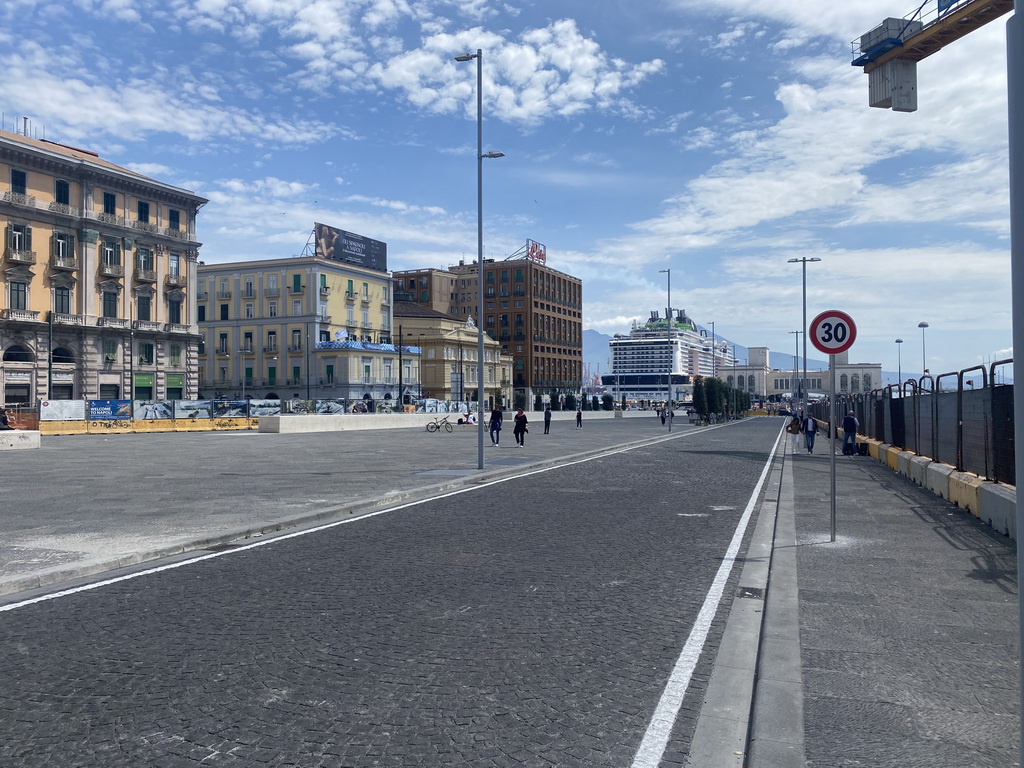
(803, 413, 819, 454)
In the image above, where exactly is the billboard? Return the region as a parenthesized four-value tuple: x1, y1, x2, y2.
(315, 222, 387, 272)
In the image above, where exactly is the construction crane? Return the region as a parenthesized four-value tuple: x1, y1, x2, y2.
(851, 0, 1014, 111)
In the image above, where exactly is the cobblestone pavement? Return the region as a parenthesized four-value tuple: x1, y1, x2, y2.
(0, 419, 782, 767)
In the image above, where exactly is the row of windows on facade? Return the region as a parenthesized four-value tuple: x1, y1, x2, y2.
(198, 301, 387, 330)
(6, 224, 183, 275)
(5, 283, 183, 323)
(769, 375, 873, 392)
(9, 169, 184, 230)
(2, 341, 184, 366)
(198, 275, 388, 301)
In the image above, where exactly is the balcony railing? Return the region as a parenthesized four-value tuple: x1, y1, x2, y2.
(319, 285, 331, 296)
(165, 323, 192, 334)
(345, 291, 356, 301)
(165, 274, 187, 287)
(5, 248, 36, 265)
(164, 227, 188, 240)
(1, 308, 40, 321)
(134, 268, 157, 283)
(264, 345, 278, 353)
(265, 286, 280, 297)
(47, 202, 79, 216)
(132, 220, 158, 233)
(134, 320, 162, 332)
(97, 317, 130, 328)
(52, 313, 86, 326)
(318, 314, 331, 324)
(51, 255, 79, 270)
(3, 191, 36, 207)
(217, 291, 232, 299)
(288, 344, 302, 352)
(96, 212, 128, 227)
(100, 262, 124, 277)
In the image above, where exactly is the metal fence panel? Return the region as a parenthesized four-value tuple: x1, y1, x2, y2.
(935, 393, 959, 467)
(992, 385, 1015, 484)
(961, 389, 991, 478)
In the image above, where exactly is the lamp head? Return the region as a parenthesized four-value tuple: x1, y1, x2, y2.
(895, 338, 903, 344)
(454, 52, 477, 62)
(482, 150, 505, 159)
(918, 322, 929, 329)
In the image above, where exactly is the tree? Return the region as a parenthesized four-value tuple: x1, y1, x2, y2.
(564, 393, 577, 411)
(602, 393, 614, 411)
(534, 393, 543, 411)
(592, 395, 600, 412)
(692, 377, 708, 420)
(514, 392, 527, 410)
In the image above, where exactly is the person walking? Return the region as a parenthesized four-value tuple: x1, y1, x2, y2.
(842, 410, 859, 455)
(576, 408, 583, 430)
(803, 413, 818, 454)
(488, 406, 503, 445)
(513, 408, 529, 447)
(786, 413, 802, 452)
(543, 405, 552, 434)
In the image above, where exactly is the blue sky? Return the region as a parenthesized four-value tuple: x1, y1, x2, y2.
(2, 0, 1013, 381)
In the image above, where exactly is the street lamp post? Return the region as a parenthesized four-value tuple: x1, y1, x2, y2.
(788, 256, 821, 413)
(455, 48, 504, 470)
(918, 321, 929, 376)
(659, 268, 672, 432)
(895, 338, 904, 387)
(788, 330, 801, 407)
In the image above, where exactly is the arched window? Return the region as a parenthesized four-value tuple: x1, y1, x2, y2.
(863, 374, 872, 391)
(747, 375, 755, 391)
(840, 374, 849, 392)
(52, 347, 75, 363)
(851, 374, 860, 393)
(3, 345, 34, 362)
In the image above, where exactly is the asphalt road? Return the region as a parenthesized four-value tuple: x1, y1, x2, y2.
(0, 418, 782, 767)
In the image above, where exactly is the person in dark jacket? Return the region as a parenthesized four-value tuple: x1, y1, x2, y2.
(842, 410, 859, 455)
(513, 408, 529, 447)
(488, 406, 503, 445)
(543, 405, 552, 434)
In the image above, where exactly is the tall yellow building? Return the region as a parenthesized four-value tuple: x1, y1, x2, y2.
(0, 129, 207, 404)
(196, 252, 401, 406)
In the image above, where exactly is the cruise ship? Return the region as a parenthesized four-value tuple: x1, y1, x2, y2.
(600, 309, 735, 405)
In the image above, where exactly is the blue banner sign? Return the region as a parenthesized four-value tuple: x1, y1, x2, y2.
(88, 400, 132, 420)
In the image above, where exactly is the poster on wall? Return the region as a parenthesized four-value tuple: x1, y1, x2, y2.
(314, 222, 387, 272)
(40, 400, 86, 421)
(134, 400, 173, 420)
(88, 400, 132, 420)
(248, 399, 282, 416)
(175, 400, 213, 419)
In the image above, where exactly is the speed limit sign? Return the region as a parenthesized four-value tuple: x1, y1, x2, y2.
(809, 310, 857, 355)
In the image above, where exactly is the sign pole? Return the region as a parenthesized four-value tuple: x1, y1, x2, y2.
(809, 310, 856, 543)
(830, 353, 837, 542)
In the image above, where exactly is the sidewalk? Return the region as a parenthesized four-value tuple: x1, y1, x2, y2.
(749, 438, 1021, 767)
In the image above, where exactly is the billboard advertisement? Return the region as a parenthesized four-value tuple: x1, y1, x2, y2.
(88, 400, 132, 420)
(315, 222, 387, 272)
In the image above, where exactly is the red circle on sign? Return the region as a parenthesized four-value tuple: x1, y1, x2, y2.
(809, 310, 857, 355)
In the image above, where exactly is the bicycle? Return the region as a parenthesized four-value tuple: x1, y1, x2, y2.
(425, 415, 453, 433)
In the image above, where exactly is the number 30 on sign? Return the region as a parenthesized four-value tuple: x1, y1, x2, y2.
(809, 310, 857, 356)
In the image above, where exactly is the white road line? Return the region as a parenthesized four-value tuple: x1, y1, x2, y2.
(0, 424, 730, 613)
(630, 427, 783, 768)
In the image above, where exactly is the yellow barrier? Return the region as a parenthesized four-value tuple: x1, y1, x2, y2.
(38, 418, 259, 435)
(948, 470, 984, 517)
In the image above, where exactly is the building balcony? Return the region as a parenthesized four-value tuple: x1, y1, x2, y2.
(100, 262, 124, 277)
(51, 255, 79, 270)
(1, 308, 40, 321)
(47, 202, 79, 217)
(96, 212, 128, 227)
(264, 345, 278, 354)
(217, 291, 232, 299)
(164, 227, 188, 240)
(288, 344, 303, 352)
(3, 191, 36, 208)
(97, 316, 130, 329)
(318, 314, 331, 324)
(52, 313, 86, 326)
(132, 220, 158, 234)
(360, 295, 371, 304)
(361, 321, 373, 328)
(165, 274, 187, 288)
(5, 248, 36, 265)
(288, 285, 305, 293)
(134, 320, 163, 332)
(165, 323, 192, 334)
(134, 268, 157, 283)
(319, 285, 331, 297)
(216, 347, 231, 356)
(345, 291, 357, 301)
(265, 286, 280, 297)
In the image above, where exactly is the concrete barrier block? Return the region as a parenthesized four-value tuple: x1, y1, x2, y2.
(907, 455, 932, 486)
(948, 470, 984, 517)
(896, 450, 914, 478)
(925, 462, 955, 500)
(0, 429, 41, 449)
(883, 445, 900, 471)
(979, 483, 1016, 539)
